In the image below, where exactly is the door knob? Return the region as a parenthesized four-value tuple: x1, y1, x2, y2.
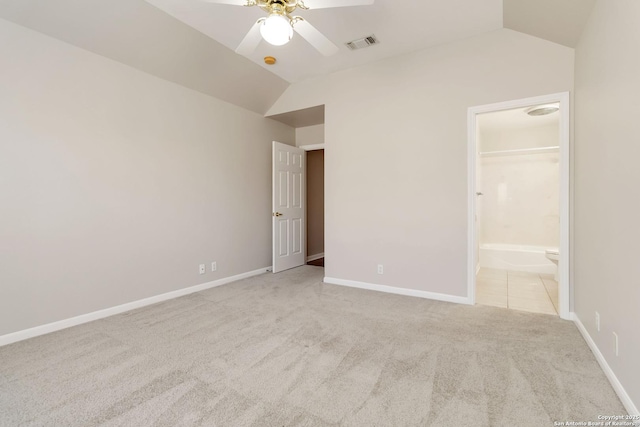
(273, 212, 283, 217)
(476, 192, 484, 196)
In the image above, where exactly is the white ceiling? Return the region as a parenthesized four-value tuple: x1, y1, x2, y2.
(0, 0, 289, 114)
(266, 105, 324, 128)
(504, 0, 597, 48)
(146, 0, 504, 83)
(0, 0, 596, 117)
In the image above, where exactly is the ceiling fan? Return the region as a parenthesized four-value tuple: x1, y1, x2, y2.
(205, 0, 375, 56)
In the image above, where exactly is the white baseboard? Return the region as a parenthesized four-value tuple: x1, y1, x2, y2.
(306, 252, 325, 262)
(572, 312, 639, 415)
(0, 266, 271, 347)
(323, 277, 471, 305)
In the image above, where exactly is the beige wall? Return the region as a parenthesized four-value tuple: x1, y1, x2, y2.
(574, 0, 640, 410)
(0, 19, 294, 336)
(295, 124, 324, 147)
(306, 150, 324, 257)
(268, 29, 574, 296)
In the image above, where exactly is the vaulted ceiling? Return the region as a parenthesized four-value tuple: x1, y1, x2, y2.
(0, 0, 596, 116)
(145, 0, 503, 83)
(0, 0, 289, 114)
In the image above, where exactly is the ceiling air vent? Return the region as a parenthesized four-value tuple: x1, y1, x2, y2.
(345, 35, 380, 50)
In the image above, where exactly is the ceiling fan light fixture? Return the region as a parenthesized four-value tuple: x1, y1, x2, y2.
(260, 13, 293, 46)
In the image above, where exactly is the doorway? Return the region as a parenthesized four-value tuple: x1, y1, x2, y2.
(302, 145, 324, 267)
(467, 93, 570, 320)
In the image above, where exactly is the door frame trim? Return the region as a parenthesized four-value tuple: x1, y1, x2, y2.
(467, 92, 571, 319)
(299, 143, 325, 151)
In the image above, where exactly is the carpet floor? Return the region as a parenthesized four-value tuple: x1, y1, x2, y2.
(0, 266, 625, 426)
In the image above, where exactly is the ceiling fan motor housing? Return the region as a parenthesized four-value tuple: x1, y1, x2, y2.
(258, 0, 304, 16)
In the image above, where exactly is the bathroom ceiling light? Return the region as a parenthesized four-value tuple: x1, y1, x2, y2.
(526, 104, 560, 116)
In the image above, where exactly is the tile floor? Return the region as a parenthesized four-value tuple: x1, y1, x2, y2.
(476, 268, 559, 315)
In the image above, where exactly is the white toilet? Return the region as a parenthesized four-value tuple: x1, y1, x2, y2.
(545, 249, 559, 281)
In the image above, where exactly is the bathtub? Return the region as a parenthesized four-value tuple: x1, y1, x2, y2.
(479, 243, 557, 275)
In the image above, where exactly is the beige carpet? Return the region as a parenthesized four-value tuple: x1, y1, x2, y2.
(0, 266, 625, 426)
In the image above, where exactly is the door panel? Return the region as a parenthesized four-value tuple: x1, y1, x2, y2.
(292, 218, 302, 254)
(273, 142, 305, 273)
(278, 219, 288, 257)
(278, 170, 287, 206)
(293, 172, 302, 208)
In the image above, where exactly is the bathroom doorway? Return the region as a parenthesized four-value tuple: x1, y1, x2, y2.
(467, 93, 570, 319)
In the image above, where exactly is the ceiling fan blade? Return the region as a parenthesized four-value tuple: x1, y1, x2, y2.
(300, 0, 374, 9)
(202, 0, 251, 5)
(235, 20, 263, 56)
(293, 18, 339, 56)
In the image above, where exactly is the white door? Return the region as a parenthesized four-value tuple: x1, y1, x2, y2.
(272, 141, 305, 273)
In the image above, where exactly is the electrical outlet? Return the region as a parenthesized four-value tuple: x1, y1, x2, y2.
(595, 312, 600, 332)
(377, 264, 384, 275)
(613, 332, 619, 356)
(211, 261, 217, 272)
(199, 264, 205, 275)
